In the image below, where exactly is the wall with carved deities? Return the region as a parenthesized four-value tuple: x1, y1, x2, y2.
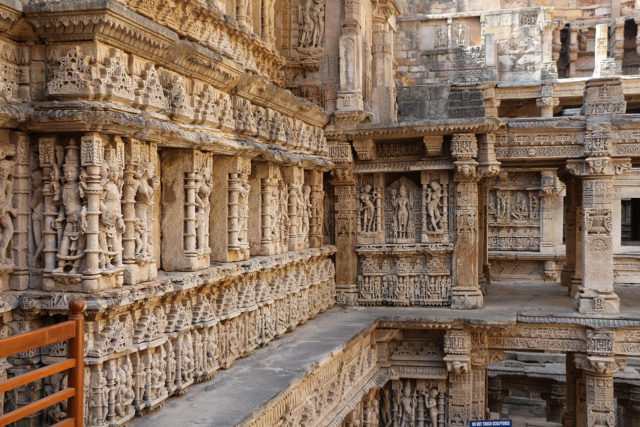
(0, 0, 338, 424)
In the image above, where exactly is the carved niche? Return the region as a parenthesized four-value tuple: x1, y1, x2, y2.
(0, 141, 16, 291)
(378, 378, 446, 427)
(161, 149, 213, 271)
(488, 172, 541, 251)
(385, 176, 421, 244)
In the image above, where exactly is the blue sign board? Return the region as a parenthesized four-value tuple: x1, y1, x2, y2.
(469, 421, 512, 427)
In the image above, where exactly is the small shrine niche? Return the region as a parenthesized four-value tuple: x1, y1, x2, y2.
(385, 175, 422, 244)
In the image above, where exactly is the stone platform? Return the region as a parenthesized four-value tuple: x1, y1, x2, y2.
(133, 282, 640, 426)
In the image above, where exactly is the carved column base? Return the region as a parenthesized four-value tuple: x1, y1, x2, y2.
(569, 276, 581, 297)
(451, 287, 483, 310)
(575, 290, 619, 314)
(123, 261, 157, 286)
(336, 283, 358, 306)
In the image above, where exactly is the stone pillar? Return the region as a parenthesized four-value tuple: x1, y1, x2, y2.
(562, 176, 576, 290)
(38, 137, 57, 291)
(161, 149, 211, 271)
(451, 134, 483, 309)
(471, 330, 490, 421)
(371, 1, 398, 123)
(570, 76, 629, 313)
(629, 386, 640, 427)
(283, 166, 304, 252)
(575, 329, 625, 427)
(444, 329, 472, 426)
(249, 161, 279, 256)
(548, 383, 566, 423)
(337, 0, 364, 111)
(80, 133, 104, 292)
(10, 132, 29, 290)
(306, 170, 324, 248)
(571, 178, 583, 297)
(540, 20, 559, 80)
(540, 170, 565, 282)
(211, 156, 251, 262)
(593, 24, 612, 77)
(565, 352, 577, 427)
(331, 168, 357, 305)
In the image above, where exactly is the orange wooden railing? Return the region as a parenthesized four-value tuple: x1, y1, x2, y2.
(0, 299, 85, 427)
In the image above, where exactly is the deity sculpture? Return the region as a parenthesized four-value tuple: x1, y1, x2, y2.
(359, 184, 377, 233)
(30, 169, 44, 266)
(436, 25, 447, 48)
(0, 158, 15, 270)
(512, 192, 529, 220)
(301, 185, 312, 243)
(99, 162, 125, 270)
(237, 173, 250, 246)
(400, 383, 415, 426)
(195, 167, 212, 251)
(132, 162, 160, 260)
(392, 185, 410, 239)
(298, 0, 325, 49)
(454, 22, 465, 46)
(425, 387, 439, 427)
(426, 181, 443, 232)
(55, 144, 87, 274)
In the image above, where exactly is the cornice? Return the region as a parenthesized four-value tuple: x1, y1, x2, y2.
(0, 0, 21, 33)
(25, 0, 245, 91)
(26, 103, 332, 168)
(332, 118, 505, 140)
(235, 74, 329, 128)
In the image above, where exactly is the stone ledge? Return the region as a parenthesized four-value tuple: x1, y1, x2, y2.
(20, 245, 336, 314)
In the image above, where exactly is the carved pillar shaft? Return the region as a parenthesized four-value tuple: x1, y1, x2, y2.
(577, 175, 618, 313)
(184, 171, 197, 254)
(38, 137, 57, 291)
(565, 353, 577, 427)
(260, 177, 276, 253)
(11, 132, 29, 290)
(584, 372, 615, 427)
(571, 178, 583, 297)
(122, 164, 136, 265)
(331, 168, 357, 305)
(451, 134, 483, 309)
(562, 176, 576, 289)
(81, 134, 104, 291)
(212, 156, 251, 262)
(307, 170, 324, 248)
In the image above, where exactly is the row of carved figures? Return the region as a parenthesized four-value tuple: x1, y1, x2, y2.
(0, 137, 322, 293)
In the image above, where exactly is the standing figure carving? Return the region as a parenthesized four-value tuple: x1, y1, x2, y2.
(237, 173, 250, 247)
(132, 162, 159, 260)
(359, 184, 377, 233)
(30, 169, 44, 266)
(195, 167, 212, 251)
(426, 181, 443, 232)
(99, 162, 125, 270)
(0, 158, 16, 270)
(301, 185, 312, 243)
(55, 144, 87, 274)
(426, 388, 439, 427)
(298, 0, 325, 49)
(392, 185, 410, 239)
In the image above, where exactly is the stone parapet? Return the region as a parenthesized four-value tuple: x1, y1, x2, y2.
(20, 246, 335, 425)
